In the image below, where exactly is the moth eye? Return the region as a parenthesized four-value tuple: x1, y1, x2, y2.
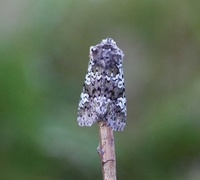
(91, 47, 98, 55)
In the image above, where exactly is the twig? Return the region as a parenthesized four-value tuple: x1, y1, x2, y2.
(98, 121, 116, 180)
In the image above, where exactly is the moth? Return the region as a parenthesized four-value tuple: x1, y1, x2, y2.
(77, 38, 127, 131)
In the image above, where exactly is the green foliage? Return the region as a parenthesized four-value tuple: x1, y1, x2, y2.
(1, 0, 200, 179)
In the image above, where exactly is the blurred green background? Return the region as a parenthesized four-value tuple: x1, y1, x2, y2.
(1, 0, 200, 179)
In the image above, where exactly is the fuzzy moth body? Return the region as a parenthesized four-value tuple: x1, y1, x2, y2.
(77, 38, 127, 131)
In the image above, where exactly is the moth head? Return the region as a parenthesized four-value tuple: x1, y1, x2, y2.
(90, 38, 124, 66)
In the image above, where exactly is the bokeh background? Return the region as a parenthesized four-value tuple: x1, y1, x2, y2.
(1, 0, 200, 179)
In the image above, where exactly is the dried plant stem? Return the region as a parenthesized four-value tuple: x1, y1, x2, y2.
(98, 121, 116, 180)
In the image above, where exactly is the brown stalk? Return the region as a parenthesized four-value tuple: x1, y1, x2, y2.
(98, 121, 116, 180)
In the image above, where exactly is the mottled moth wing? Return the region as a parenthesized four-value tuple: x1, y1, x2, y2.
(77, 38, 127, 131)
